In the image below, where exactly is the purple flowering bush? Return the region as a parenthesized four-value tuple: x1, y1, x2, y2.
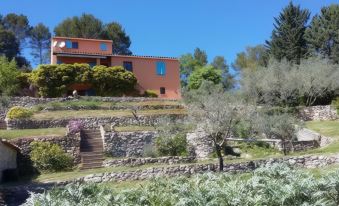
(67, 120, 83, 135)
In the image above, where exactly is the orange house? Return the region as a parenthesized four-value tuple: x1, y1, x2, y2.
(51, 37, 181, 99)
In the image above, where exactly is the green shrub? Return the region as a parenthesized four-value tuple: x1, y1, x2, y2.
(30, 141, 74, 172)
(332, 97, 339, 112)
(30, 63, 92, 97)
(92, 65, 137, 96)
(6, 106, 33, 119)
(155, 133, 187, 156)
(144, 90, 158, 97)
(143, 144, 158, 158)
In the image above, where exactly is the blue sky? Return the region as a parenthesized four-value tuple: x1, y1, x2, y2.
(0, 0, 338, 68)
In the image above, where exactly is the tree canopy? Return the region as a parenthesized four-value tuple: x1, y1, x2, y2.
(29, 23, 51, 64)
(266, 2, 310, 64)
(305, 4, 339, 63)
(54, 13, 132, 55)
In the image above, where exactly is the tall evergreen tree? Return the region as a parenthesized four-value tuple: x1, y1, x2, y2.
(0, 28, 19, 59)
(266, 2, 310, 64)
(212, 56, 234, 90)
(305, 4, 339, 63)
(102, 22, 131, 55)
(29, 23, 51, 64)
(2, 13, 31, 49)
(193, 48, 208, 66)
(54, 13, 132, 55)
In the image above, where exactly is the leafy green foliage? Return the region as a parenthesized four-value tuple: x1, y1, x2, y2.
(333, 97, 339, 113)
(91, 65, 137, 96)
(0, 56, 20, 95)
(30, 63, 92, 97)
(266, 2, 310, 63)
(143, 90, 158, 97)
(6, 106, 32, 119)
(25, 164, 339, 205)
(233, 45, 268, 71)
(0, 28, 19, 59)
(188, 66, 222, 90)
(155, 133, 187, 156)
(30, 141, 73, 172)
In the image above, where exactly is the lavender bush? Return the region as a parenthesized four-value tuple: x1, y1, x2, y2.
(67, 120, 83, 135)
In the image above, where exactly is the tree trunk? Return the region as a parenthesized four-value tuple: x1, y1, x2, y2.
(215, 144, 224, 172)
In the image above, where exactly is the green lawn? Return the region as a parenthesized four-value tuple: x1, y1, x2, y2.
(32, 109, 186, 120)
(305, 120, 339, 138)
(113, 125, 155, 132)
(0, 128, 66, 140)
(298, 120, 339, 155)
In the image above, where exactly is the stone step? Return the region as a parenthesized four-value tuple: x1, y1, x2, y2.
(80, 148, 104, 153)
(80, 143, 104, 149)
(81, 151, 104, 156)
(81, 162, 103, 170)
(81, 139, 103, 143)
(82, 157, 104, 163)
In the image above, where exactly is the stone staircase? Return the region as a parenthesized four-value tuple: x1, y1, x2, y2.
(80, 129, 104, 170)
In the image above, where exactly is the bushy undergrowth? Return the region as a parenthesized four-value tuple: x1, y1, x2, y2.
(25, 164, 339, 205)
(30, 141, 74, 172)
(6, 106, 32, 119)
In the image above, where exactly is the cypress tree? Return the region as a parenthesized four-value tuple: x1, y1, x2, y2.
(266, 2, 310, 64)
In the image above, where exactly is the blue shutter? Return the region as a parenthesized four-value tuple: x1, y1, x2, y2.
(66, 40, 72, 48)
(100, 43, 107, 51)
(156, 62, 162, 75)
(156, 61, 166, 76)
(162, 62, 166, 76)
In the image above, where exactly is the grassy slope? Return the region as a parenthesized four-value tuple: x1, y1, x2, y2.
(32, 109, 186, 120)
(301, 120, 339, 154)
(0, 128, 66, 140)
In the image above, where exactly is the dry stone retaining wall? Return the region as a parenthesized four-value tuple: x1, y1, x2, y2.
(62, 153, 339, 184)
(6, 114, 185, 130)
(299, 105, 337, 121)
(103, 156, 195, 167)
(10, 134, 81, 164)
(103, 131, 157, 157)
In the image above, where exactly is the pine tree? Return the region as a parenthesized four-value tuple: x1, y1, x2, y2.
(305, 4, 339, 63)
(266, 2, 310, 64)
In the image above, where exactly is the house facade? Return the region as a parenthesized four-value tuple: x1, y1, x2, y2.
(51, 37, 181, 99)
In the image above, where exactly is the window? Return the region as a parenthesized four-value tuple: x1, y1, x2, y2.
(66, 40, 78, 49)
(160, 87, 166, 94)
(57, 59, 63, 64)
(123, 61, 133, 72)
(156, 61, 166, 76)
(100, 43, 107, 51)
(72, 42, 78, 49)
(88, 62, 96, 68)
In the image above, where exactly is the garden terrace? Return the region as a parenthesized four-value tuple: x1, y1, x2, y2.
(0, 128, 66, 140)
(31, 109, 186, 120)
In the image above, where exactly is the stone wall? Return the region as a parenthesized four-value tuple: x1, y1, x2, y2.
(186, 129, 214, 159)
(8, 96, 178, 108)
(103, 156, 195, 167)
(65, 153, 339, 184)
(10, 134, 81, 165)
(103, 131, 157, 157)
(299, 105, 338, 121)
(6, 114, 185, 130)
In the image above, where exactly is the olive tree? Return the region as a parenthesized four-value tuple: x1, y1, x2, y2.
(241, 58, 339, 106)
(256, 110, 300, 155)
(184, 81, 254, 171)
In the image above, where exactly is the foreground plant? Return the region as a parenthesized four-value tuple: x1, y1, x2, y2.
(25, 163, 339, 205)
